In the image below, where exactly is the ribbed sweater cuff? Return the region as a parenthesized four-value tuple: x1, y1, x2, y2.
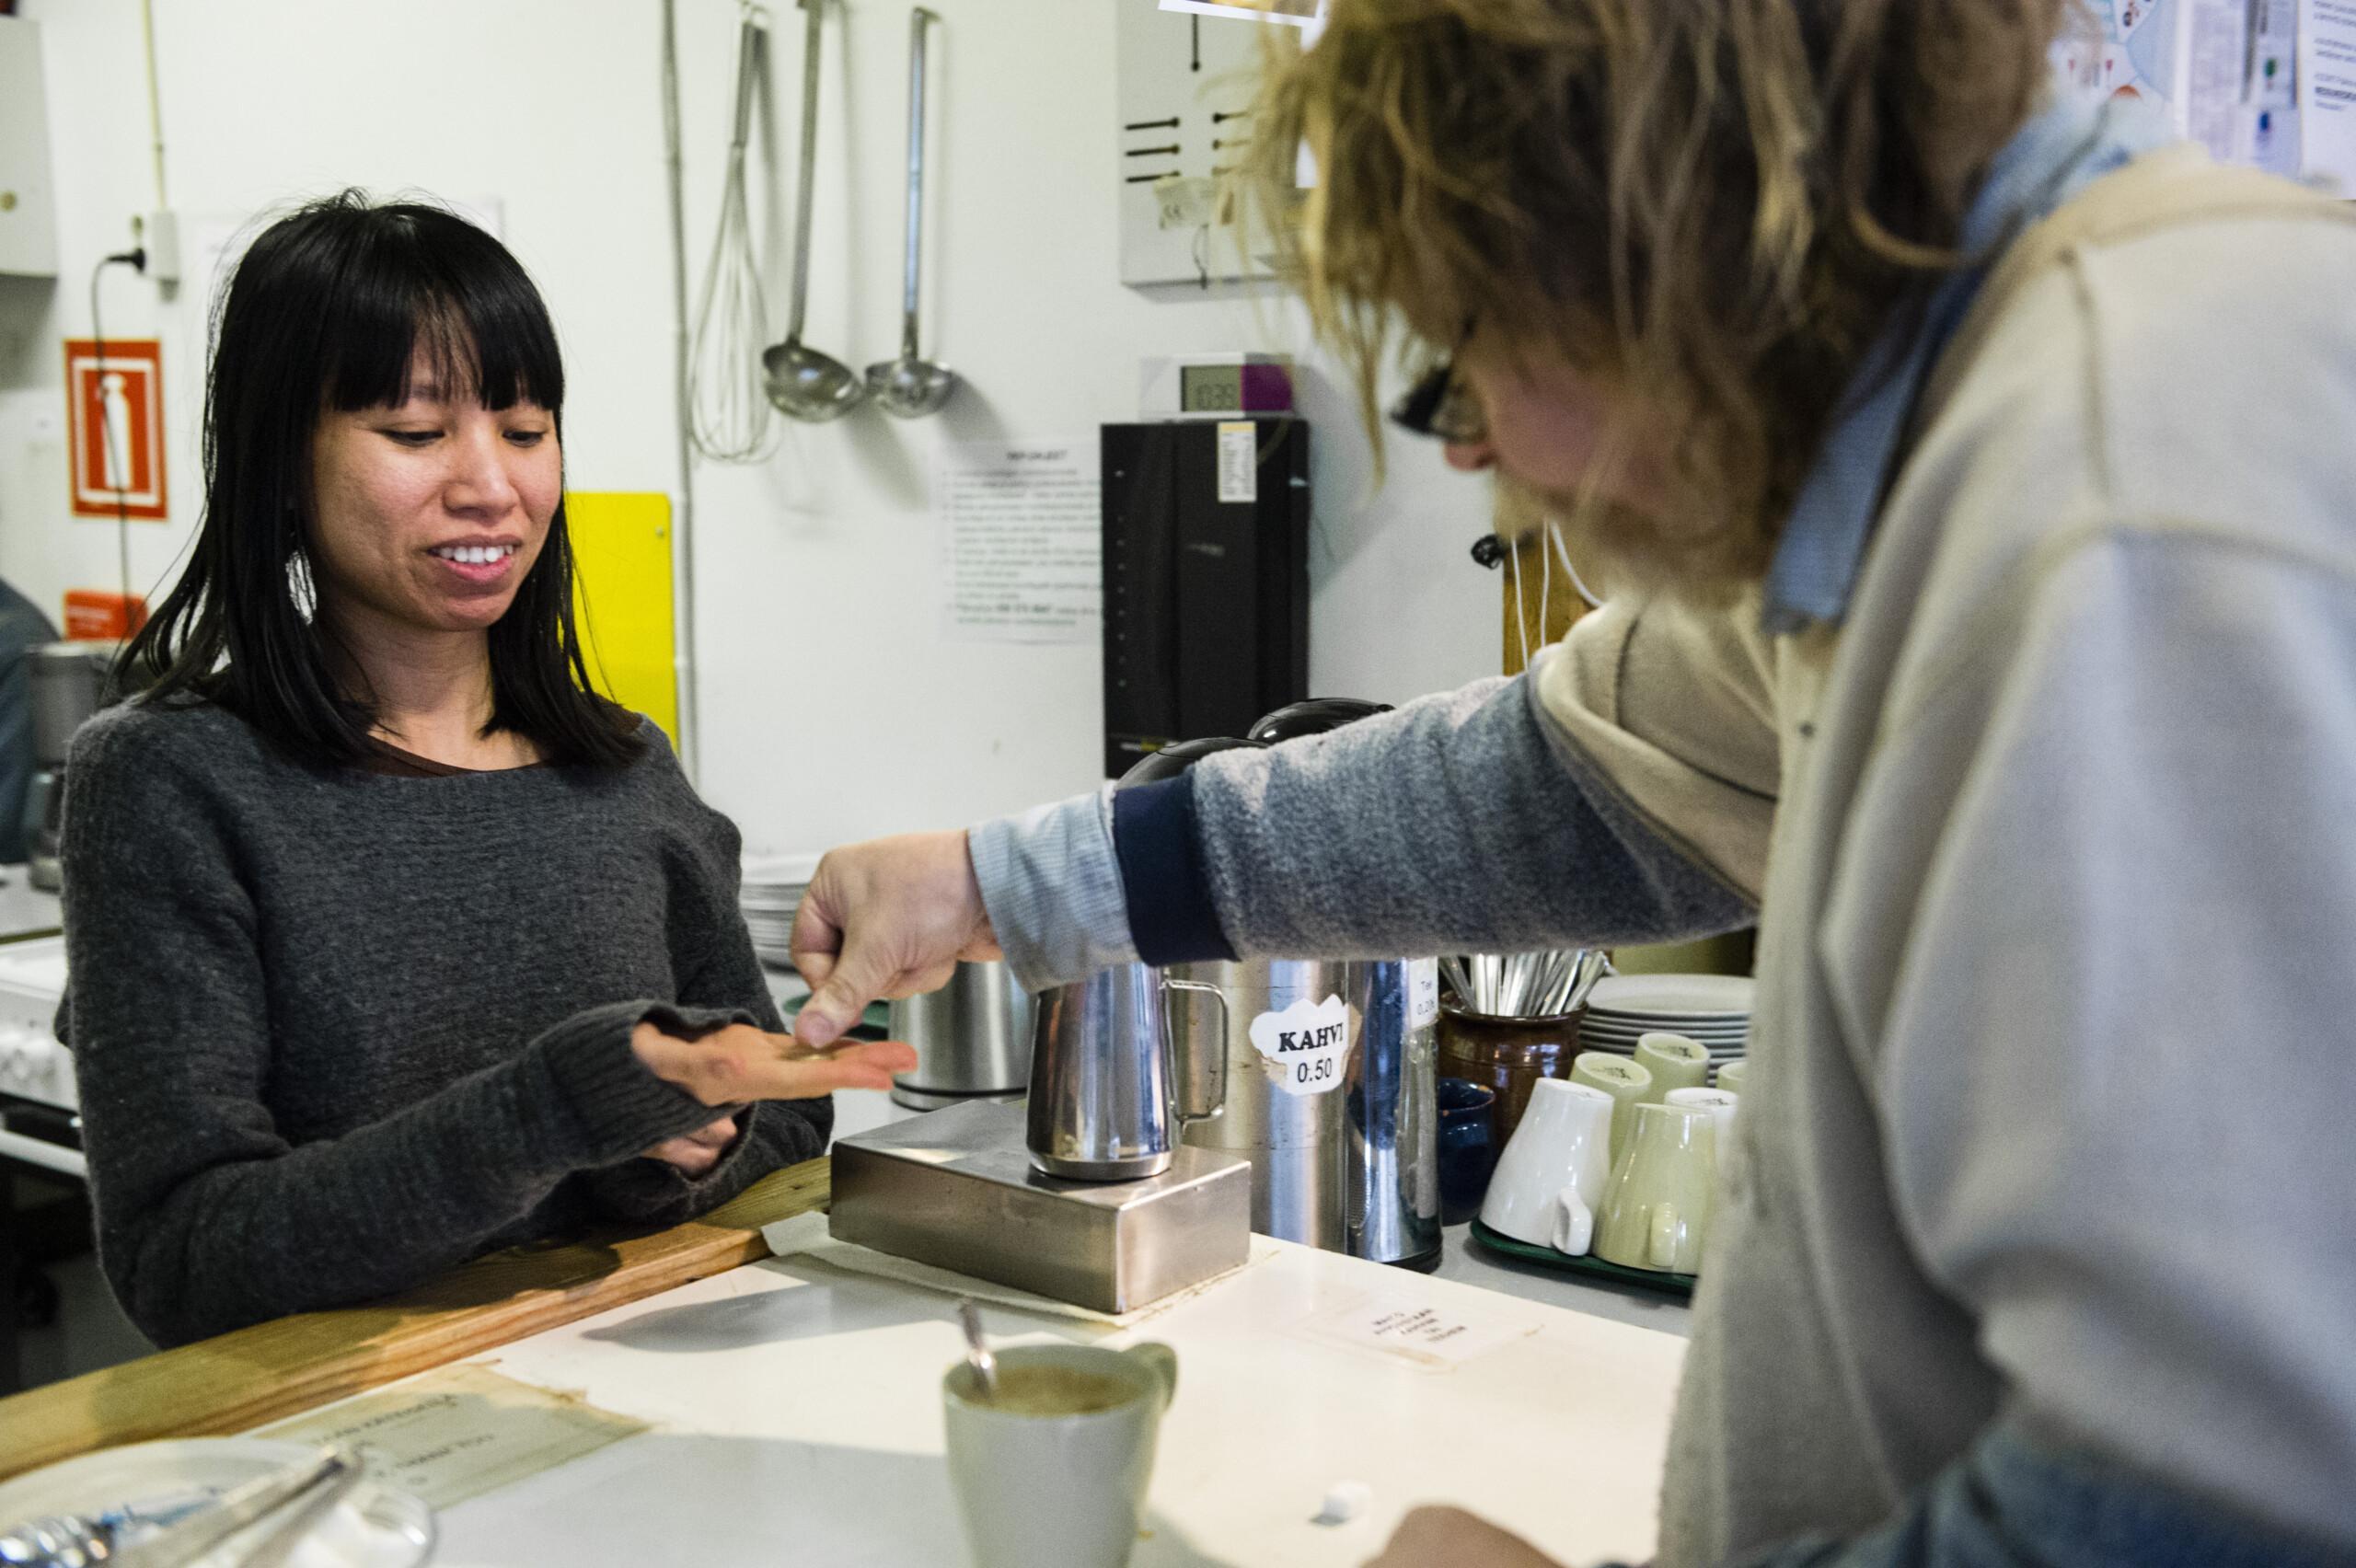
(534, 998, 758, 1165)
(1112, 775, 1236, 964)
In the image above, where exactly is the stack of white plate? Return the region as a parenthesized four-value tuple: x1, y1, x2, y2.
(741, 851, 822, 970)
(1579, 973, 1752, 1078)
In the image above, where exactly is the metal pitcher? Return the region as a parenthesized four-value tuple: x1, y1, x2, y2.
(1025, 963, 1229, 1182)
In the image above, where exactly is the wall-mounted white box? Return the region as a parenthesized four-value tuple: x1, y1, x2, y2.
(1116, 0, 1274, 291)
(0, 17, 60, 279)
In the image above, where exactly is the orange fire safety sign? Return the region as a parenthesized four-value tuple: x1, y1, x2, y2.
(64, 337, 167, 521)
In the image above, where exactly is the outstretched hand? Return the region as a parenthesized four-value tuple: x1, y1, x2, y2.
(630, 1020, 918, 1108)
(787, 830, 1002, 1047)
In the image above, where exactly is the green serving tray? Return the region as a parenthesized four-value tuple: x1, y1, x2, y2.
(1469, 1218, 1697, 1300)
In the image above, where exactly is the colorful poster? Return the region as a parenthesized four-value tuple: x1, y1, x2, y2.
(2055, 0, 2276, 164)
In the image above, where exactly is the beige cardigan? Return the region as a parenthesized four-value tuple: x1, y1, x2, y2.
(1529, 150, 2356, 1560)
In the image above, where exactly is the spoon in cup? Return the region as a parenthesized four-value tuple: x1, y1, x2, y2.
(958, 1298, 999, 1401)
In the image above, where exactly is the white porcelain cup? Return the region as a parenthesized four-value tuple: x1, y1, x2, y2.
(943, 1342, 1178, 1568)
(1595, 1101, 1719, 1274)
(1714, 1058, 1749, 1096)
(1664, 1086, 1738, 1143)
(1478, 1078, 1616, 1255)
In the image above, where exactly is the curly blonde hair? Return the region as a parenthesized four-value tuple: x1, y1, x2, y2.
(1244, 0, 2074, 593)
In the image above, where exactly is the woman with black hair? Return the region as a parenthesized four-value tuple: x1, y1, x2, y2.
(58, 192, 912, 1348)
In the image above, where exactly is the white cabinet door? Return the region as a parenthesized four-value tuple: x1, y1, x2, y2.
(0, 17, 60, 279)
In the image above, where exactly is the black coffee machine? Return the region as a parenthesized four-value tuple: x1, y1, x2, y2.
(1099, 419, 1311, 778)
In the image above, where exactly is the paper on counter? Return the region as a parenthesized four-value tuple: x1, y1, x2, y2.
(760, 1211, 1279, 1329)
(1294, 1286, 1542, 1371)
(255, 1363, 648, 1510)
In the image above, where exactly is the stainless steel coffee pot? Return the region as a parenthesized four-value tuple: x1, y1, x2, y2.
(1156, 699, 1438, 1268)
(1167, 955, 1439, 1267)
(24, 641, 116, 892)
(887, 959, 1034, 1111)
(1025, 962, 1228, 1181)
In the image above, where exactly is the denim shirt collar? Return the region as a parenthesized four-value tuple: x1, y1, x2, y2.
(1757, 98, 2176, 637)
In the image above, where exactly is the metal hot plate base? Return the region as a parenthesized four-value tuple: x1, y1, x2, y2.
(829, 1099, 1253, 1314)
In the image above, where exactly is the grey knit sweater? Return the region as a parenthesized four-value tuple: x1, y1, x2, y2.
(57, 700, 826, 1348)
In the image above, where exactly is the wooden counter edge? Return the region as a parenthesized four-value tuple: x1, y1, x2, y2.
(0, 1158, 832, 1484)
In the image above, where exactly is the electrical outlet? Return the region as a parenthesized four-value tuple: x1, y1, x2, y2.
(144, 209, 181, 283)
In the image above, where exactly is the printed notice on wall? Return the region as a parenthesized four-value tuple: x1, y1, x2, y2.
(938, 440, 1102, 643)
(2302, 0, 2356, 192)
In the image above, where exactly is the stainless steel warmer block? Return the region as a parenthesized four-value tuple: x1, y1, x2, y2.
(828, 1100, 1253, 1314)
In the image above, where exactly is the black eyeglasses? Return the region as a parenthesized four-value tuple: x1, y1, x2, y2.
(1388, 323, 1484, 444)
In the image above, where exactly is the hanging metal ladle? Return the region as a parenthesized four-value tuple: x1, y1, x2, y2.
(867, 6, 955, 417)
(763, 0, 866, 421)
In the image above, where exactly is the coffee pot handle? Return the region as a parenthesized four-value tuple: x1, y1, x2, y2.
(1160, 978, 1229, 1130)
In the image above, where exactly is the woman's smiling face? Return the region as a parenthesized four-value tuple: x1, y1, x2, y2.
(306, 350, 560, 638)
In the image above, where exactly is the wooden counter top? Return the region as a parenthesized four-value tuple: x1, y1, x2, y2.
(0, 1158, 829, 1484)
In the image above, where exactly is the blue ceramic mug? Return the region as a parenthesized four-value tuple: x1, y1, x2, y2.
(1436, 1077, 1499, 1226)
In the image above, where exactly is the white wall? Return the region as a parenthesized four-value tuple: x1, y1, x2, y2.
(0, 0, 1498, 856)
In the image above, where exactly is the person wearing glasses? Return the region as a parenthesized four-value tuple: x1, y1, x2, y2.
(791, 5, 2356, 1568)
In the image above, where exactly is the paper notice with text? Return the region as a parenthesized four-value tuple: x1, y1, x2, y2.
(1296, 1288, 1541, 1370)
(2302, 0, 2356, 191)
(938, 440, 1102, 644)
(257, 1363, 649, 1509)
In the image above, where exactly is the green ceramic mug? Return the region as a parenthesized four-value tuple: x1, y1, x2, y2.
(1595, 1101, 1719, 1274)
(1570, 1050, 1653, 1161)
(942, 1342, 1179, 1568)
(1634, 1032, 1712, 1102)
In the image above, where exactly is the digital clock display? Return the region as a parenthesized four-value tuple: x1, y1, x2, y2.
(1180, 363, 1245, 411)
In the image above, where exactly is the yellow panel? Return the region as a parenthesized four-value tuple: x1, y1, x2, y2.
(565, 492, 677, 744)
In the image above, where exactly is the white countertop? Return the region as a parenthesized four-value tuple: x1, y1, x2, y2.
(192, 1082, 1690, 1564)
(416, 1228, 1686, 1567)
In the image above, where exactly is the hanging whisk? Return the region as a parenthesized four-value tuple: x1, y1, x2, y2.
(688, 6, 780, 463)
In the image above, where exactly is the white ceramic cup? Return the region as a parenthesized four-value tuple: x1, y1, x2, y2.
(1634, 1032, 1712, 1102)
(1714, 1058, 1749, 1096)
(1478, 1078, 1616, 1255)
(942, 1342, 1178, 1568)
(1594, 1101, 1719, 1274)
(1664, 1086, 1738, 1144)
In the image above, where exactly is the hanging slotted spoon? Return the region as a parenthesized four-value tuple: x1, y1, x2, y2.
(867, 6, 955, 417)
(763, 0, 866, 421)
